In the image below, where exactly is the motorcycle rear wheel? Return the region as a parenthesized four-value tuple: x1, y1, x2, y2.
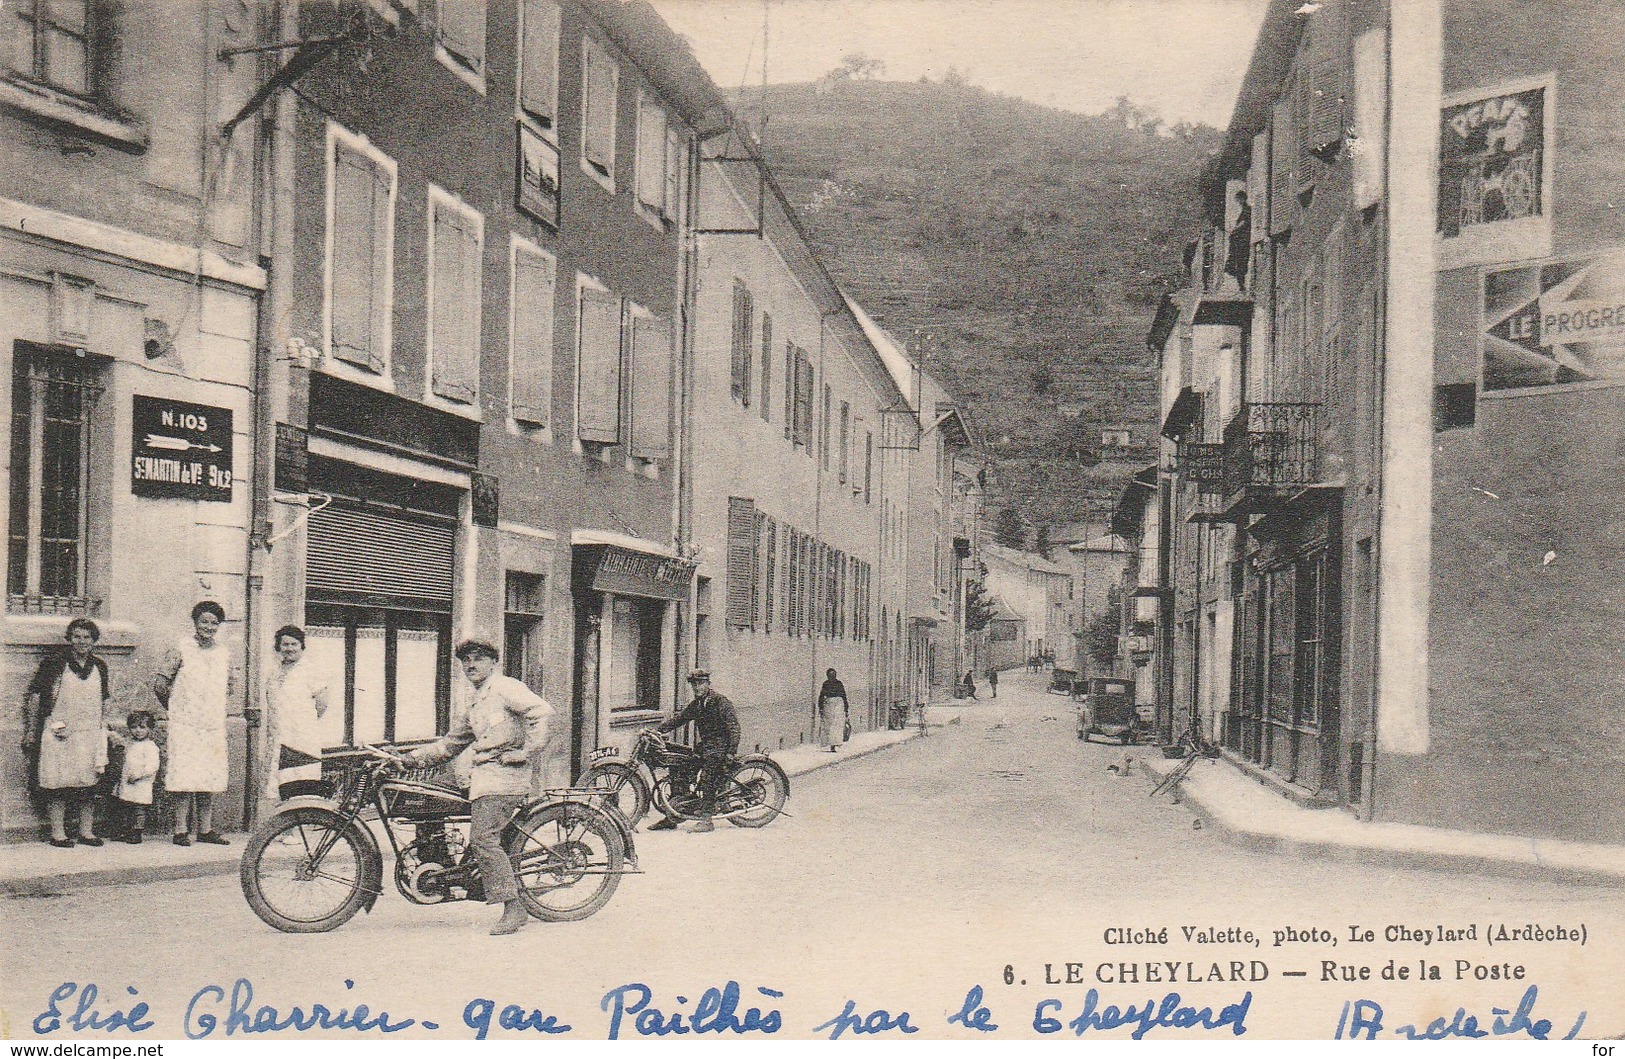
(507, 802, 626, 922)
(580, 763, 652, 828)
(241, 807, 372, 933)
(723, 760, 788, 828)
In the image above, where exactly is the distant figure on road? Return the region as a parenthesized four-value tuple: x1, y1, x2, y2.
(961, 670, 977, 700)
(1027, 655, 1041, 675)
(985, 666, 998, 699)
(818, 668, 849, 753)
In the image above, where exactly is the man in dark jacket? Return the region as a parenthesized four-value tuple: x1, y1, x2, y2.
(650, 670, 740, 833)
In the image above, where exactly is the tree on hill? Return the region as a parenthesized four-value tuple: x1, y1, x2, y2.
(838, 52, 886, 80)
(1034, 523, 1052, 558)
(994, 508, 1025, 549)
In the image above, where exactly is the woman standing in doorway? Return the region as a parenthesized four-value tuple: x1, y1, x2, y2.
(22, 618, 111, 847)
(264, 624, 331, 800)
(154, 601, 233, 846)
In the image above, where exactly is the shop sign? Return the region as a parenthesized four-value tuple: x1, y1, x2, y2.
(131, 396, 233, 501)
(1438, 85, 1545, 240)
(1182, 442, 1226, 492)
(1483, 249, 1625, 391)
(580, 544, 695, 601)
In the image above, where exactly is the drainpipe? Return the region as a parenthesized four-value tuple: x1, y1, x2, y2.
(673, 132, 699, 692)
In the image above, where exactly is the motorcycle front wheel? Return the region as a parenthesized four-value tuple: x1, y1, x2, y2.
(507, 802, 626, 922)
(723, 760, 789, 828)
(580, 763, 652, 828)
(241, 807, 373, 933)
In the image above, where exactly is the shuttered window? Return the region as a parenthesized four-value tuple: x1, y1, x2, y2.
(820, 384, 831, 469)
(511, 245, 555, 427)
(1351, 28, 1386, 209)
(1269, 96, 1296, 235)
(429, 192, 482, 404)
(1250, 132, 1270, 242)
(308, 503, 455, 605)
(577, 287, 622, 443)
(630, 312, 671, 460)
(437, 0, 485, 75)
(665, 126, 683, 220)
(782, 341, 795, 440)
(330, 137, 393, 373)
(637, 97, 669, 214)
(863, 431, 873, 502)
(725, 497, 756, 629)
(519, 0, 559, 130)
(582, 39, 617, 181)
(1304, 1, 1347, 159)
(762, 517, 776, 632)
(730, 281, 753, 404)
(838, 401, 850, 483)
(758, 313, 773, 421)
(794, 349, 813, 450)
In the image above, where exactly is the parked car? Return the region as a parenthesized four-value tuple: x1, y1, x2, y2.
(1047, 667, 1077, 695)
(1077, 677, 1138, 744)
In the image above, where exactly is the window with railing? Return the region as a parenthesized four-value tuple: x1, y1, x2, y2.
(8, 345, 101, 614)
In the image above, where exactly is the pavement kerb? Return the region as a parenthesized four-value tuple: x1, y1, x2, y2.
(0, 729, 925, 897)
(1135, 753, 1625, 889)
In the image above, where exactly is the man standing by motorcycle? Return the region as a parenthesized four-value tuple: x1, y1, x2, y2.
(648, 669, 739, 833)
(403, 638, 554, 935)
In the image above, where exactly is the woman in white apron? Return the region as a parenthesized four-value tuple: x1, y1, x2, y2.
(153, 600, 233, 846)
(23, 618, 111, 846)
(264, 624, 331, 800)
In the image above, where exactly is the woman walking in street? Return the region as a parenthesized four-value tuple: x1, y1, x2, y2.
(818, 668, 849, 752)
(22, 618, 111, 847)
(153, 601, 233, 846)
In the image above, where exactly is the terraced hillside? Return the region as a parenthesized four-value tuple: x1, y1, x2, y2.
(738, 79, 1220, 537)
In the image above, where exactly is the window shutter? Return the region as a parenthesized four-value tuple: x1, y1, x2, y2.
(1294, 52, 1317, 190)
(577, 289, 622, 443)
(431, 203, 479, 404)
(520, 0, 559, 127)
(637, 99, 667, 210)
(797, 353, 813, 448)
(783, 341, 795, 439)
(583, 40, 616, 176)
(730, 281, 753, 403)
(437, 0, 485, 71)
(630, 313, 671, 460)
(1351, 28, 1386, 209)
(665, 126, 683, 219)
(758, 313, 773, 419)
(725, 497, 756, 629)
(763, 517, 776, 632)
(1250, 132, 1270, 242)
(1307, 2, 1347, 157)
(511, 249, 555, 427)
(332, 146, 385, 372)
(1269, 98, 1296, 234)
(863, 431, 872, 501)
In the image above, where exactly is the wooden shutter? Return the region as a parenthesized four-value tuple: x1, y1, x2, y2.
(519, 0, 559, 127)
(577, 288, 622, 443)
(431, 202, 480, 403)
(511, 248, 555, 427)
(630, 313, 671, 459)
(1269, 97, 1296, 234)
(863, 431, 873, 501)
(437, 0, 485, 71)
(583, 40, 616, 176)
(637, 99, 667, 210)
(796, 353, 813, 448)
(762, 518, 776, 632)
(1250, 132, 1270, 242)
(725, 497, 756, 629)
(758, 313, 773, 419)
(730, 281, 752, 403)
(783, 341, 795, 439)
(1351, 28, 1386, 209)
(332, 145, 387, 372)
(1306, 1, 1347, 157)
(665, 126, 683, 219)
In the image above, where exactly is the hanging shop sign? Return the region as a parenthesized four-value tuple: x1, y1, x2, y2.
(576, 544, 695, 602)
(1482, 249, 1625, 391)
(131, 396, 234, 501)
(1182, 442, 1226, 492)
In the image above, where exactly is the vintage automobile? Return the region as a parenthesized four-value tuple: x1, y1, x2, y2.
(1047, 667, 1078, 695)
(1077, 677, 1138, 744)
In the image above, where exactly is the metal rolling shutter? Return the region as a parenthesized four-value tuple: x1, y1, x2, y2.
(307, 502, 455, 605)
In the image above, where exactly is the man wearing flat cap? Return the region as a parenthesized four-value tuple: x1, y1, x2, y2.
(649, 669, 740, 833)
(404, 637, 554, 935)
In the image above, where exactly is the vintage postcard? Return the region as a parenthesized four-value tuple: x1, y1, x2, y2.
(1, 0, 1621, 1046)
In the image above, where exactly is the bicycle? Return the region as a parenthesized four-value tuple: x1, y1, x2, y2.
(240, 744, 636, 932)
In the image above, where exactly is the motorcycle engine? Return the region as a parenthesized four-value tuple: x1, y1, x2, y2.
(394, 822, 466, 904)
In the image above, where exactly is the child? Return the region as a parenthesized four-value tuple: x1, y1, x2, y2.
(116, 710, 160, 844)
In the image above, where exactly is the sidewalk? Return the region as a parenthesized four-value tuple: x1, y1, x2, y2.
(0, 728, 922, 897)
(1138, 750, 1625, 887)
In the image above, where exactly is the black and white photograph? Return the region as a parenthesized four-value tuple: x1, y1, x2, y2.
(0, 0, 1622, 1045)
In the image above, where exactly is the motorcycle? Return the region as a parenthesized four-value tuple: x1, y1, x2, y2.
(579, 729, 789, 830)
(240, 744, 637, 933)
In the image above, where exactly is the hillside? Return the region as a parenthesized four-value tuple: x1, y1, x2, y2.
(737, 78, 1220, 537)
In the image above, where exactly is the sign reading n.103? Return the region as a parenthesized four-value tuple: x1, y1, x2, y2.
(131, 396, 234, 502)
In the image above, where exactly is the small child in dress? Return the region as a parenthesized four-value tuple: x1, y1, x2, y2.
(116, 710, 160, 844)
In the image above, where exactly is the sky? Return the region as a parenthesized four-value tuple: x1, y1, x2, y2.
(648, 0, 1273, 129)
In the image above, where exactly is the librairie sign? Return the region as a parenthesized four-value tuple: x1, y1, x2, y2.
(131, 395, 234, 501)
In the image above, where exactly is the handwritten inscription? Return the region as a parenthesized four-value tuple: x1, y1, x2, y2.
(1333, 984, 1586, 1040)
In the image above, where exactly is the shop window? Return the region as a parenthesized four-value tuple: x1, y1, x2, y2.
(1433, 383, 1476, 431)
(504, 571, 546, 694)
(7, 344, 102, 614)
(608, 596, 663, 714)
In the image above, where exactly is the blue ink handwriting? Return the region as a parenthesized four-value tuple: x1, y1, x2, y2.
(1034, 989, 1252, 1039)
(33, 983, 154, 1035)
(184, 978, 417, 1039)
(947, 984, 999, 1032)
(600, 982, 783, 1040)
(463, 997, 570, 1039)
(1334, 984, 1586, 1041)
(811, 1000, 919, 1040)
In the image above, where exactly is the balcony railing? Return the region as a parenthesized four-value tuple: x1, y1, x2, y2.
(1222, 402, 1322, 500)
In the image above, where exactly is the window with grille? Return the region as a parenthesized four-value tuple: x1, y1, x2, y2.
(730, 281, 753, 405)
(8, 345, 100, 614)
(10, 0, 91, 96)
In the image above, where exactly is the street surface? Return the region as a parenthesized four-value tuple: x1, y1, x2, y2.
(4, 670, 1621, 1041)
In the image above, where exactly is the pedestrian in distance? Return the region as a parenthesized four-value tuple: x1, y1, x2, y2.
(153, 601, 234, 847)
(962, 670, 977, 700)
(818, 668, 849, 752)
(986, 666, 999, 699)
(22, 617, 112, 847)
(115, 710, 160, 843)
(403, 638, 555, 936)
(647, 670, 740, 833)
(263, 624, 333, 801)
